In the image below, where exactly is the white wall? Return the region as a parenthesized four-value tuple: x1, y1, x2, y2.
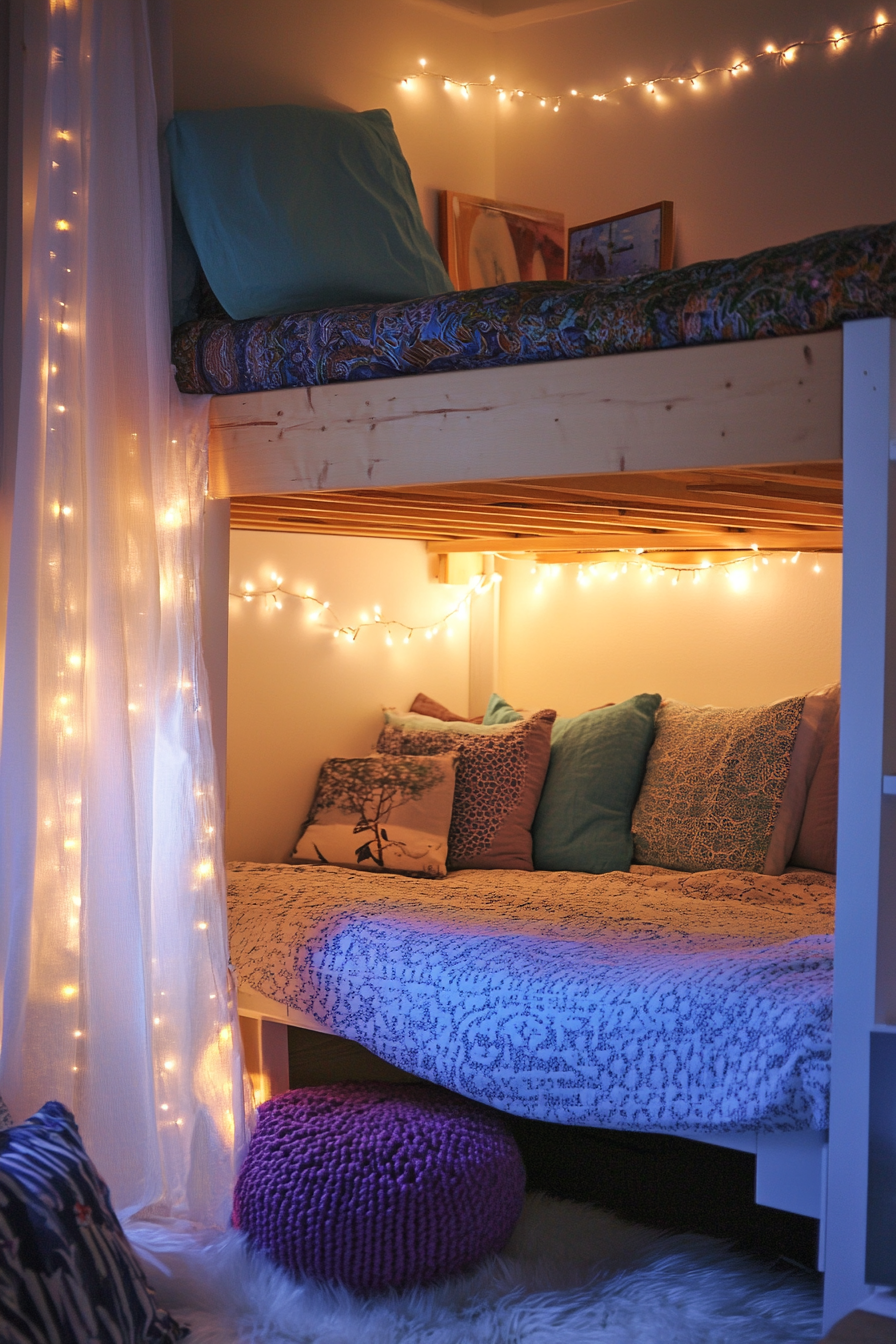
(175, 0, 896, 262)
(174, 0, 498, 240)
(497, 554, 842, 713)
(226, 532, 471, 861)
(495, 0, 896, 264)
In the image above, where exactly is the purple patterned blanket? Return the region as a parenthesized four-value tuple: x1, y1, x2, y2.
(174, 221, 896, 396)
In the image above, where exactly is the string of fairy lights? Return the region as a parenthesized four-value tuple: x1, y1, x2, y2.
(400, 13, 891, 112)
(233, 548, 827, 645)
(560, 547, 824, 593)
(231, 570, 502, 643)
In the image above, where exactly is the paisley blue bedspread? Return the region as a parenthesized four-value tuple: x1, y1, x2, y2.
(175, 221, 896, 396)
(227, 862, 835, 1133)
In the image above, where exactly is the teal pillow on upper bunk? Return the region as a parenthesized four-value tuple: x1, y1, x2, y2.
(166, 105, 453, 320)
(531, 693, 662, 874)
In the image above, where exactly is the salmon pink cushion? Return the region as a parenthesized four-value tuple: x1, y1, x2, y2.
(408, 692, 482, 724)
(763, 684, 839, 875)
(791, 702, 839, 873)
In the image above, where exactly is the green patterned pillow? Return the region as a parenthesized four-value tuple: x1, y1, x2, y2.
(632, 696, 805, 873)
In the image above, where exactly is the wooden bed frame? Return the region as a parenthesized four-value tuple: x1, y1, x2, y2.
(202, 320, 896, 1332)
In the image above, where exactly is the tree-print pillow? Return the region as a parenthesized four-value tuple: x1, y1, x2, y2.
(293, 754, 458, 878)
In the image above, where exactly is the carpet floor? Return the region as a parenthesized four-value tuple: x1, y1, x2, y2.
(127, 1193, 822, 1344)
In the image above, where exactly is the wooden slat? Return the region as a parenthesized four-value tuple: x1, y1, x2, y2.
(425, 528, 844, 554)
(229, 457, 843, 552)
(210, 329, 843, 497)
(230, 492, 840, 534)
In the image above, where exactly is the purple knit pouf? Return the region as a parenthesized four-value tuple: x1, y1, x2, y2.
(232, 1082, 526, 1291)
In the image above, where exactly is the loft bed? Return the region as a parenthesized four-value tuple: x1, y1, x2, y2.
(189, 233, 896, 1328)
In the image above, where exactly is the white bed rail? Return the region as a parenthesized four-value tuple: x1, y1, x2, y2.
(823, 316, 896, 1331)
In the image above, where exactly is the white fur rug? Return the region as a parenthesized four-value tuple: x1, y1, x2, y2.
(127, 1194, 821, 1344)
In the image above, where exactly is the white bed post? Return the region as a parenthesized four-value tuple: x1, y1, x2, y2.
(823, 316, 896, 1331)
(200, 495, 230, 805)
(468, 559, 500, 717)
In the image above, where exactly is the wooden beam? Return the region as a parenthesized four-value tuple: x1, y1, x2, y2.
(229, 492, 841, 532)
(426, 528, 843, 554)
(209, 329, 843, 497)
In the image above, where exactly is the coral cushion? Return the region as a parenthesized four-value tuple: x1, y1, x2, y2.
(232, 1083, 526, 1290)
(409, 692, 482, 724)
(792, 703, 839, 873)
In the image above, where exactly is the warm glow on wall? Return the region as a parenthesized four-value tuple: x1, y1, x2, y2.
(528, 548, 823, 598)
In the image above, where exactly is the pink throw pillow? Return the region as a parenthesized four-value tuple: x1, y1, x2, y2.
(791, 704, 839, 874)
(377, 710, 556, 870)
(763, 683, 840, 875)
(409, 692, 483, 724)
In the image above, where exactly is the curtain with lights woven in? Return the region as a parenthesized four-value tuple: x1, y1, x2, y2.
(0, 0, 248, 1221)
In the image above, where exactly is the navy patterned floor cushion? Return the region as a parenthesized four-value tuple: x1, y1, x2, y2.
(0, 1101, 186, 1343)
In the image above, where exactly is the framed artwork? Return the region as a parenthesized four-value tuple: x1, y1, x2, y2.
(567, 201, 674, 282)
(438, 191, 565, 291)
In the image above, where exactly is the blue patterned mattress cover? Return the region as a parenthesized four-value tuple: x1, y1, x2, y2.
(227, 862, 834, 1133)
(173, 220, 896, 396)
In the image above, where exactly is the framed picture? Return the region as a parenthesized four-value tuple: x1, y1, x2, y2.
(439, 191, 565, 291)
(567, 201, 674, 282)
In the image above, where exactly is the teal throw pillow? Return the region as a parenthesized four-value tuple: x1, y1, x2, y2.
(483, 693, 523, 725)
(532, 693, 662, 874)
(166, 105, 453, 320)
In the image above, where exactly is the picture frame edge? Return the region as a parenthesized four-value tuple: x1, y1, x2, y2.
(566, 199, 675, 280)
(438, 188, 567, 289)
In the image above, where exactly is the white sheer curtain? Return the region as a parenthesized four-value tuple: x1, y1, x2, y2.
(0, 0, 248, 1222)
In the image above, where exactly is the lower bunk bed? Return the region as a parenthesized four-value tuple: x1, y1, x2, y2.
(228, 858, 834, 1262)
